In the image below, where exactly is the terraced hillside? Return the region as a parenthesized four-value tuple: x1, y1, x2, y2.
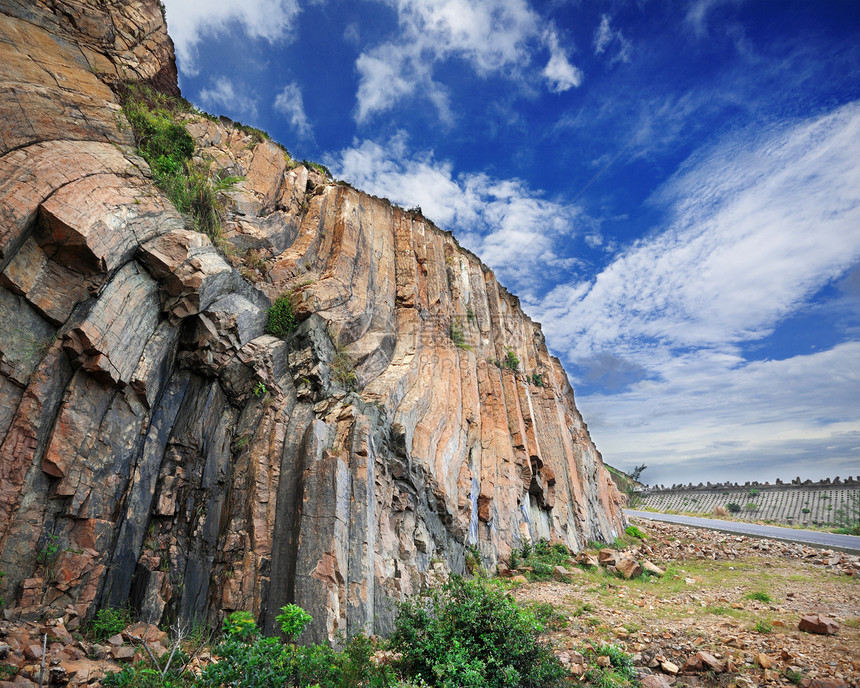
(636, 479, 859, 528)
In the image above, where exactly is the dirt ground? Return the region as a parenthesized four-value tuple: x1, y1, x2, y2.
(515, 518, 860, 688)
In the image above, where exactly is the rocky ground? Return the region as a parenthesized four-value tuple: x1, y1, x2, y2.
(515, 518, 860, 688)
(0, 518, 857, 687)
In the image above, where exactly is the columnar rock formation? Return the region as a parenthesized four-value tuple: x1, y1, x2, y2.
(0, 0, 624, 639)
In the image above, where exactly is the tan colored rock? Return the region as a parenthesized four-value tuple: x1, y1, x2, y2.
(616, 557, 643, 579)
(598, 548, 620, 566)
(661, 660, 680, 675)
(757, 653, 773, 669)
(642, 560, 665, 576)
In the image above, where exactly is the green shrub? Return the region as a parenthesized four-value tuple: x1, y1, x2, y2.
(529, 373, 545, 387)
(223, 610, 259, 642)
(450, 321, 472, 350)
(753, 620, 773, 634)
(103, 661, 194, 688)
(726, 502, 742, 513)
(391, 576, 567, 688)
(201, 606, 390, 688)
(748, 489, 759, 497)
(502, 348, 519, 371)
(746, 591, 772, 603)
(583, 643, 636, 688)
(266, 294, 297, 337)
(276, 604, 312, 640)
(745, 502, 759, 512)
(120, 84, 239, 248)
(624, 525, 645, 539)
(86, 607, 133, 642)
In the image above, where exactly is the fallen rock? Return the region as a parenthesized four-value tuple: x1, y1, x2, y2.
(661, 660, 680, 675)
(798, 614, 839, 635)
(599, 549, 620, 566)
(642, 560, 665, 576)
(756, 653, 773, 669)
(641, 675, 672, 688)
(616, 557, 643, 579)
(578, 552, 600, 568)
(682, 651, 725, 673)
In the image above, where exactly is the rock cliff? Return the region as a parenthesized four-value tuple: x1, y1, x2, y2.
(0, 0, 624, 640)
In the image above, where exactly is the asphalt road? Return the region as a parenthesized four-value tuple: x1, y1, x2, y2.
(624, 509, 860, 554)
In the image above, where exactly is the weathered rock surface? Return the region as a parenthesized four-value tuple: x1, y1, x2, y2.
(0, 0, 624, 640)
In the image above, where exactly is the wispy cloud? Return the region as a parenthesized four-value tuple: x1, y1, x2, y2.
(685, 0, 740, 38)
(353, 0, 582, 122)
(163, 0, 301, 75)
(198, 77, 259, 120)
(531, 100, 860, 483)
(330, 134, 584, 286)
(593, 14, 631, 65)
(274, 82, 313, 139)
(539, 101, 860, 362)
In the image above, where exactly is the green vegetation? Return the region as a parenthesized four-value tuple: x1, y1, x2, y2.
(833, 492, 860, 535)
(726, 502, 742, 513)
(119, 84, 240, 250)
(785, 668, 804, 685)
(510, 538, 572, 581)
(449, 320, 472, 350)
(87, 607, 134, 643)
(393, 576, 566, 688)
(583, 643, 636, 688)
(745, 502, 759, 512)
(529, 373, 545, 387)
(503, 348, 519, 371)
(745, 591, 772, 603)
(753, 619, 773, 634)
(266, 293, 297, 338)
(624, 525, 646, 540)
(748, 489, 759, 497)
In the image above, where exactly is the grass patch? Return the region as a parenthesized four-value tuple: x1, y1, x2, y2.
(119, 84, 240, 251)
(745, 591, 772, 603)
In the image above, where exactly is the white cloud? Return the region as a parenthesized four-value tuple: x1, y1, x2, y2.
(198, 77, 258, 119)
(273, 83, 313, 139)
(354, 0, 581, 122)
(330, 134, 581, 284)
(538, 101, 860, 362)
(531, 101, 860, 484)
(592, 14, 631, 65)
(543, 29, 582, 92)
(581, 343, 860, 486)
(162, 0, 301, 74)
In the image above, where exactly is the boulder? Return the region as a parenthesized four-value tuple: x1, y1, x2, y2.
(798, 614, 839, 635)
(616, 557, 643, 579)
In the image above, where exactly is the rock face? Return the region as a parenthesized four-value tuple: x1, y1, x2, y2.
(0, 0, 624, 640)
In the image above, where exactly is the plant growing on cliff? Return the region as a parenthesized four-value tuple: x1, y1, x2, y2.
(726, 502, 742, 513)
(392, 575, 566, 688)
(529, 373, 545, 387)
(449, 320, 472, 351)
(266, 293, 297, 338)
(86, 607, 133, 642)
(119, 84, 240, 249)
(502, 348, 519, 371)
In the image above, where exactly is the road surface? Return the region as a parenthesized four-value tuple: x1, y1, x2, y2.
(624, 509, 860, 554)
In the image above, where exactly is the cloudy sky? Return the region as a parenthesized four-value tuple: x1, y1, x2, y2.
(162, 0, 860, 486)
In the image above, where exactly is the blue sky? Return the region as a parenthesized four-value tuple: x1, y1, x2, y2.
(162, 0, 860, 486)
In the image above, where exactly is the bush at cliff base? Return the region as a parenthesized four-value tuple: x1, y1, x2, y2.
(391, 575, 567, 688)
